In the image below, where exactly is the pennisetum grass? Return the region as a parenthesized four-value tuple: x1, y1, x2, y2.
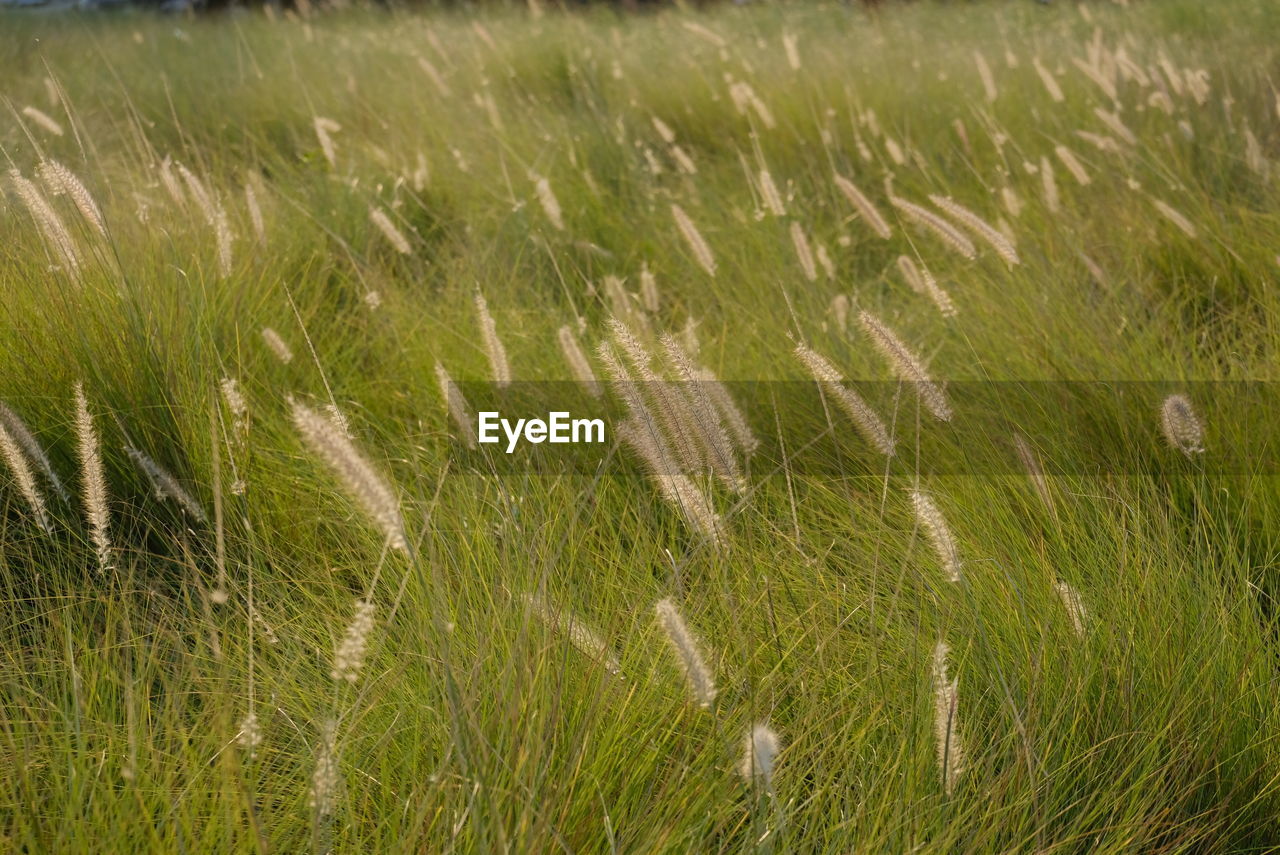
(125, 446, 208, 524)
(533, 175, 565, 231)
(0, 415, 53, 534)
(654, 597, 717, 707)
(857, 311, 953, 421)
(525, 592, 623, 676)
(0, 401, 69, 503)
(290, 398, 406, 550)
(671, 204, 717, 277)
(435, 362, 477, 450)
(1054, 582, 1087, 638)
(833, 173, 892, 239)
(9, 169, 81, 276)
(932, 641, 966, 796)
(557, 325, 602, 396)
(369, 207, 412, 254)
(261, 328, 294, 364)
(740, 722, 781, 786)
(928, 195, 1019, 266)
(38, 161, 106, 238)
(1159, 393, 1204, 455)
(911, 490, 961, 583)
(73, 383, 112, 573)
(474, 291, 511, 387)
(331, 598, 377, 682)
(794, 344, 895, 456)
(888, 195, 977, 260)
(790, 221, 818, 282)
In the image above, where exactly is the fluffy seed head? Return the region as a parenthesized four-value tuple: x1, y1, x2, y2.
(125, 446, 208, 524)
(928, 195, 1019, 266)
(654, 598, 717, 707)
(331, 599, 377, 682)
(857, 311, 953, 421)
(557, 325, 602, 396)
(0, 417, 52, 533)
(435, 363, 478, 450)
(671, 204, 717, 277)
(261, 328, 293, 364)
(1159, 393, 1204, 455)
(38, 161, 106, 237)
(932, 641, 965, 795)
(533, 175, 564, 230)
(911, 490, 961, 582)
(739, 723, 781, 785)
(310, 719, 341, 817)
(794, 344, 894, 456)
(73, 383, 112, 573)
(889, 195, 976, 260)
(369, 207, 412, 254)
(474, 291, 511, 387)
(833, 173, 892, 239)
(290, 399, 406, 550)
(1054, 581, 1087, 638)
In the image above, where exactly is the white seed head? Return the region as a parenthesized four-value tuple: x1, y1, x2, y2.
(654, 598, 717, 708)
(290, 399, 405, 550)
(1159, 393, 1204, 455)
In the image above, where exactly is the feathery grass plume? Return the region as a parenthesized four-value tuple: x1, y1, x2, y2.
(888, 195, 976, 261)
(1160, 393, 1204, 455)
(638, 263, 660, 314)
(310, 719, 341, 818)
(176, 163, 216, 221)
(313, 116, 340, 168)
(617, 418, 724, 545)
(331, 598, 376, 682)
(726, 80, 776, 129)
(0, 419, 52, 533)
(0, 401, 69, 503)
(1032, 56, 1065, 102)
(759, 168, 786, 217)
(220, 377, 249, 436)
(829, 174, 890, 236)
(73, 384, 112, 573)
(974, 50, 998, 102)
(369, 207, 412, 254)
(525, 593, 622, 675)
(794, 344, 894, 456)
(670, 144, 698, 175)
(157, 156, 185, 205)
(1040, 156, 1060, 213)
(694, 365, 758, 456)
(22, 105, 63, 136)
(9, 170, 81, 276)
(897, 255, 927, 294)
(1054, 144, 1092, 185)
(1073, 57, 1118, 102)
(911, 490, 961, 582)
(1093, 108, 1136, 146)
(928, 195, 1019, 266)
(654, 598, 717, 707)
(671, 204, 716, 277)
(244, 180, 266, 243)
(38, 161, 106, 237)
(1151, 199, 1198, 239)
(435, 362, 478, 450)
(212, 207, 233, 277)
(125, 446, 208, 524)
(1244, 128, 1269, 178)
(1001, 186, 1023, 219)
(236, 710, 263, 760)
(858, 311, 953, 421)
(739, 723, 781, 786)
(790, 221, 818, 283)
(661, 334, 744, 493)
(651, 116, 676, 143)
(290, 399, 406, 550)
(602, 274, 650, 335)
(1054, 581, 1087, 638)
(782, 32, 800, 70)
(898, 254, 956, 317)
(261, 327, 294, 364)
(557, 325, 602, 397)
(474, 291, 511, 387)
(533, 175, 565, 231)
(610, 321, 707, 475)
(830, 294, 850, 334)
(932, 641, 965, 796)
(1013, 433, 1054, 516)
(416, 56, 451, 96)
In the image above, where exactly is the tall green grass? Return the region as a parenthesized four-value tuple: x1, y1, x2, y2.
(0, 0, 1279, 851)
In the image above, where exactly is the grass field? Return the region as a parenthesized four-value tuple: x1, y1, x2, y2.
(1, 0, 1279, 851)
